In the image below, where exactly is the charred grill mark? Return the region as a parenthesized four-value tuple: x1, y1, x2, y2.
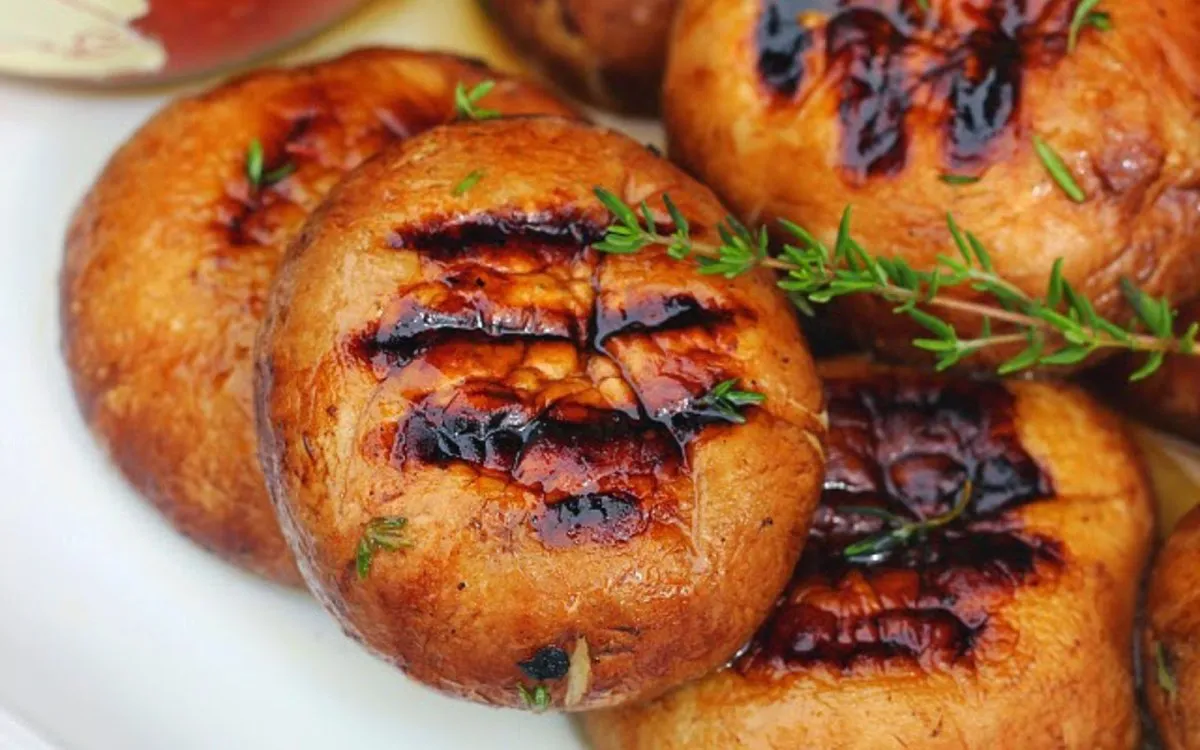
(385, 213, 608, 255)
(595, 294, 732, 345)
(519, 645, 571, 680)
(756, 0, 819, 96)
(353, 301, 585, 373)
(738, 373, 1062, 673)
(344, 214, 760, 547)
(534, 492, 647, 547)
(215, 91, 446, 247)
(756, 0, 1079, 177)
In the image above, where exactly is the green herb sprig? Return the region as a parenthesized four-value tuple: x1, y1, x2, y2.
(939, 173, 980, 186)
(517, 684, 551, 712)
(690, 379, 766, 425)
(245, 139, 296, 191)
(454, 80, 500, 121)
(591, 188, 1198, 380)
(1156, 641, 1179, 700)
(841, 481, 973, 564)
(355, 516, 413, 580)
(452, 169, 486, 197)
(1069, 0, 1110, 52)
(1033, 135, 1086, 203)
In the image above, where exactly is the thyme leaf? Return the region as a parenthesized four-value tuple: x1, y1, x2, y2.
(517, 684, 551, 712)
(453, 168, 486, 197)
(841, 481, 974, 564)
(591, 188, 1194, 379)
(354, 516, 412, 580)
(1033, 135, 1086, 203)
(1069, 0, 1108, 52)
(1156, 641, 1179, 700)
(455, 80, 500, 121)
(690, 379, 765, 425)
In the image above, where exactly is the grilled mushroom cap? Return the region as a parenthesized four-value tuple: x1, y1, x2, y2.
(584, 357, 1154, 749)
(664, 0, 1200, 369)
(255, 118, 826, 709)
(484, 0, 679, 114)
(61, 48, 575, 585)
(1144, 506, 1200, 750)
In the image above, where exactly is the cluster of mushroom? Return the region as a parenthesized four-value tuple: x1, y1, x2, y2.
(61, 1, 1200, 747)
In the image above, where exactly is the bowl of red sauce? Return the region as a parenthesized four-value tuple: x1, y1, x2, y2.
(0, 0, 367, 85)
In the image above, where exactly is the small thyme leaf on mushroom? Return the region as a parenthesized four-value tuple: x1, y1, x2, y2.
(841, 481, 974, 564)
(690, 379, 766, 425)
(354, 516, 412, 580)
(454, 80, 500, 121)
(1069, 0, 1109, 52)
(939, 173, 980, 186)
(517, 684, 551, 712)
(245, 138, 295, 190)
(591, 187, 1195, 379)
(263, 161, 297, 186)
(915, 0, 930, 12)
(452, 168, 486, 197)
(1156, 642, 1179, 700)
(245, 139, 265, 188)
(1033, 135, 1086, 203)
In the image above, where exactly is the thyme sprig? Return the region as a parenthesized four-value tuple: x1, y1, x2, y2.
(690, 379, 765, 425)
(245, 139, 296, 190)
(452, 168, 486, 197)
(355, 516, 413, 580)
(1033, 135, 1086, 203)
(591, 188, 1198, 380)
(454, 80, 500, 121)
(840, 481, 974, 564)
(1069, 0, 1110, 51)
(517, 684, 551, 712)
(1156, 642, 1179, 700)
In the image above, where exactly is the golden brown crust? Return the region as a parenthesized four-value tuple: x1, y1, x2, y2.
(255, 118, 826, 709)
(1094, 298, 1200, 443)
(61, 48, 575, 585)
(584, 357, 1154, 749)
(1145, 505, 1200, 749)
(484, 0, 678, 114)
(664, 0, 1200, 369)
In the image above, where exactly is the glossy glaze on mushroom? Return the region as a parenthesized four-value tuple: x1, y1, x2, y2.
(584, 358, 1154, 749)
(483, 0, 679, 113)
(664, 0, 1200, 368)
(254, 118, 827, 709)
(61, 48, 575, 585)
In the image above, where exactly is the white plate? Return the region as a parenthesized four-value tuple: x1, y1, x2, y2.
(2, 1, 1197, 748)
(0, 1, 664, 747)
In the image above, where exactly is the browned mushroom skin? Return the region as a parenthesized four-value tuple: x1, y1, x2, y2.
(61, 49, 577, 585)
(666, 0, 1200, 371)
(348, 214, 761, 552)
(756, 0, 1081, 179)
(256, 118, 827, 709)
(482, 0, 679, 114)
(583, 359, 1153, 748)
(738, 372, 1061, 674)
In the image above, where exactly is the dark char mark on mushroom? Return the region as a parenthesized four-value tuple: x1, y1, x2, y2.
(755, 0, 1081, 176)
(351, 210, 751, 547)
(737, 371, 1062, 674)
(518, 645, 571, 681)
(217, 86, 446, 246)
